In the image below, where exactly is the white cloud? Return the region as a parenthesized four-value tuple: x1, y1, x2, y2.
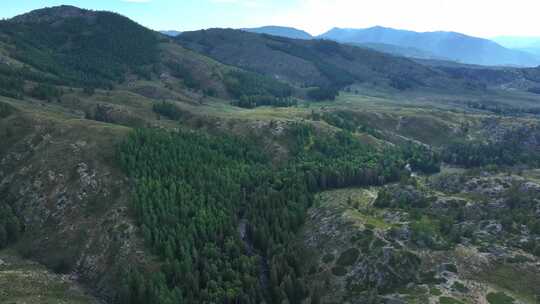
(269, 0, 540, 37)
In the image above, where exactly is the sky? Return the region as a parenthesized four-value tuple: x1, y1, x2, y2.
(1, 0, 539, 38)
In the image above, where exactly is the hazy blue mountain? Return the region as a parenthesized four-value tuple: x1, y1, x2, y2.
(518, 48, 540, 56)
(492, 36, 540, 48)
(351, 42, 447, 60)
(492, 36, 540, 56)
(242, 26, 313, 40)
(319, 26, 540, 67)
(160, 30, 182, 37)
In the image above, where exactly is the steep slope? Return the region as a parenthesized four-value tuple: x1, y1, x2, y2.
(0, 97, 152, 302)
(0, 6, 240, 104)
(242, 26, 313, 40)
(0, 6, 234, 303)
(319, 26, 540, 67)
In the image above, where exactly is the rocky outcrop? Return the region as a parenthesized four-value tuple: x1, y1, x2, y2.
(0, 113, 148, 302)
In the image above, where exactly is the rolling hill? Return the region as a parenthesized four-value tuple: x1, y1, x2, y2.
(319, 26, 540, 67)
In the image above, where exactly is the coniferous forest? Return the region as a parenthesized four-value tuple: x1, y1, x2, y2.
(115, 126, 440, 304)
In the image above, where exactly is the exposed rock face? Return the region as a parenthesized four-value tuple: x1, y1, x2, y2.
(307, 171, 540, 303)
(303, 190, 424, 303)
(481, 117, 540, 150)
(0, 113, 147, 302)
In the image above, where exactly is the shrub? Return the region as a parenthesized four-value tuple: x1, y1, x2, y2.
(486, 292, 515, 304)
(322, 253, 334, 264)
(439, 297, 464, 304)
(30, 83, 61, 102)
(152, 101, 185, 120)
(336, 248, 359, 266)
(307, 86, 339, 101)
(430, 287, 442, 296)
(331, 266, 347, 276)
(0, 102, 15, 118)
(451, 281, 469, 293)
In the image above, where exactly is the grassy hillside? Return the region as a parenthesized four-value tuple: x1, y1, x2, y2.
(0, 249, 100, 303)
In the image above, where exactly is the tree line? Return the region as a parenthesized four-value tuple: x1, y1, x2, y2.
(224, 70, 295, 108)
(0, 202, 22, 249)
(442, 137, 540, 168)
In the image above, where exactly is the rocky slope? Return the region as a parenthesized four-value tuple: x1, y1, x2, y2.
(302, 169, 540, 304)
(0, 249, 100, 303)
(0, 101, 150, 301)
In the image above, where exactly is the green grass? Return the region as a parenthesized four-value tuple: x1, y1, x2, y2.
(398, 285, 429, 303)
(477, 263, 540, 303)
(486, 292, 515, 304)
(316, 188, 395, 230)
(452, 281, 469, 293)
(439, 296, 464, 304)
(344, 208, 393, 229)
(430, 287, 442, 296)
(0, 250, 97, 304)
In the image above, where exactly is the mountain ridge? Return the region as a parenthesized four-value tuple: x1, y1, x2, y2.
(242, 25, 313, 40)
(160, 30, 182, 37)
(318, 26, 540, 67)
(176, 27, 476, 97)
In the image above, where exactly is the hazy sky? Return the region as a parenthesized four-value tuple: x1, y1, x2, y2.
(1, 0, 539, 38)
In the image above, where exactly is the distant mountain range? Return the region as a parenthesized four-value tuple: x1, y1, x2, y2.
(492, 36, 540, 56)
(348, 42, 448, 61)
(160, 30, 182, 37)
(178, 25, 540, 67)
(318, 26, 540, 67)
(242, 26, 313, 40)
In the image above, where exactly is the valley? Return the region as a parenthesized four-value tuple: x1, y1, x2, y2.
(0, 5, 539, 304)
